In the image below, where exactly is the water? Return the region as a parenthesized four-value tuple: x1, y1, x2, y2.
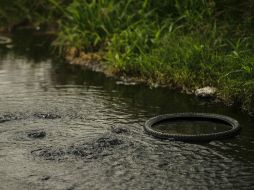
(0, 29, 254, 190)
(153, 120, 232, 135)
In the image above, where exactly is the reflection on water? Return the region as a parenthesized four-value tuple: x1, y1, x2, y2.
(0, 29, 254, 190)
(153, 120, 232, 135)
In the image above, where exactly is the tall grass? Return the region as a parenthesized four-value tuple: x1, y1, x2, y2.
(53, 0, 152, 52)
(105, 0, 254, 114)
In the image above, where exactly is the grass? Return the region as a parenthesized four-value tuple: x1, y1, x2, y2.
(53, 0, 152, 52)
(0, 0, 254, 115)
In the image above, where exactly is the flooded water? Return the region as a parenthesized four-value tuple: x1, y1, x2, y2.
(0, 29, 254, 190)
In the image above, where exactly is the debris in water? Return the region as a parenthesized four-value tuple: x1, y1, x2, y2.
(0, 36, 12, 45)
(195, 86, 217, 98)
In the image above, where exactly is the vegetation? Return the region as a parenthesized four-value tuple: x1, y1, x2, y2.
(0, 0, 253, 115)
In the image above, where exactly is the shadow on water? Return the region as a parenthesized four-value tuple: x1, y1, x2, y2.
(0, 29, 254, 189)
(0, 28, 54, 62)
(153, 120, 232, 135)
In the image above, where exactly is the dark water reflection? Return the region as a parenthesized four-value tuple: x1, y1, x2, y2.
(0, 29, 254, 189)
(153, 120, 232, 135)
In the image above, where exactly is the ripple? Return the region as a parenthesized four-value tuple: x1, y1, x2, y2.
(33, 113, 61, 119)
(0, 34, 254, 189)
(27, 130, 46, 139)
(11, 129, 47, 141)
(111, 125, 130, 134)
(0, 112, 25, 123)
(31, 133, 126, 161)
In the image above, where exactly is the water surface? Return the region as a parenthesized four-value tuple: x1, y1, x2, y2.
(0, 29, 254, 190)
(153, 120, 232, 135)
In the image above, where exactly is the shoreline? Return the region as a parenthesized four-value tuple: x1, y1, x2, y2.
(1, 27, 253, 117)
(65, 48, 253, 117)
(1, 0, 253, 118)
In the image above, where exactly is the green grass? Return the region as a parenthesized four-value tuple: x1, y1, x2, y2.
(0, 0, 254, 115)
(53, 0, 152, 52)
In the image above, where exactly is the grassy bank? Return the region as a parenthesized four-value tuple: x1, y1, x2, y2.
(1, 0, 254, 115)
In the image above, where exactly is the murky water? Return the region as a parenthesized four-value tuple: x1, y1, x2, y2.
(153, 120, 232, 135)
(0, 29, 254, 190)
